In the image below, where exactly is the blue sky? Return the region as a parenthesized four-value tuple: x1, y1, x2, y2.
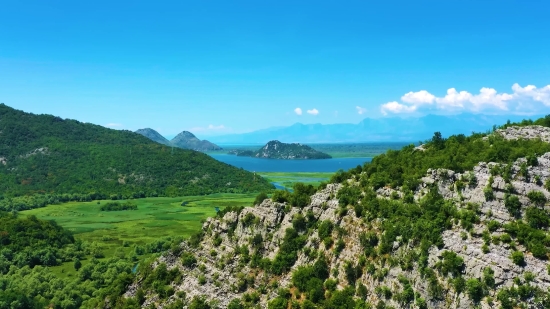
(1, 0, 549, 138)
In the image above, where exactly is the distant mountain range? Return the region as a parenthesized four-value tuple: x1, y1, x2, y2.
(136, 128, 222, 152)
(229, 140, 331, 159)
(208, 113, 543, 144)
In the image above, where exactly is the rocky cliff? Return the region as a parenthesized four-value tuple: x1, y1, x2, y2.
(125, 125, 550, 309)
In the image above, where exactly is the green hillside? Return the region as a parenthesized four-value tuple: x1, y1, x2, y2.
(0, 104, 273, 211)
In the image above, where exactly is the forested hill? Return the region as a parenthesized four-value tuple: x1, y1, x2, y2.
(0, 104, 273, 209)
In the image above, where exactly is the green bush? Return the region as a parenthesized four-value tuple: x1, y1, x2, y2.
(466, 278, 484, 303)
(510, 251, 525, 266)
(438, 251, 464, 277)
(254, 192, 268, 205)
(505, 195, 522, 217)
(525, 207, 549, 229)
(181, 252, 197, 268)
(527, 190, 546, 206)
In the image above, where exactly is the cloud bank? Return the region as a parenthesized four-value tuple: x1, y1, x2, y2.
(380, 83, 550, 115)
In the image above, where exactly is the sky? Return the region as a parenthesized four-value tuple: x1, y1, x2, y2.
(1, 0, 549, 138)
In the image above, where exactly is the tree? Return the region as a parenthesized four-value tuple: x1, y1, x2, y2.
(253, 192, 268, 206)
(431, 132, 445, 150)
(74, 258, 82, 271)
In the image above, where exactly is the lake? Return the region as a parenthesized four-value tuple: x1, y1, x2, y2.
(210, 154, 372, 173)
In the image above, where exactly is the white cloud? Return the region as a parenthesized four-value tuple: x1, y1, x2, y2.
(470, 87, 512, 110)
(380, 101, 417, 115)
(294, 107, 303, 115)
(190, 124, 227, 132)
(512, 83, 550, 106)
(379, 83, 550, 115)
(401, 90, 435, 104)
(105, 123, 123, 128)
(307, 108, 319, 115)
(435, 88, 471, 108)
(207, 124, 225, 130)
(356, 106, 367, 114)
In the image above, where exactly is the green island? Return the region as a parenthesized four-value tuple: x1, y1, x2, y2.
(228, 140, 332, 159)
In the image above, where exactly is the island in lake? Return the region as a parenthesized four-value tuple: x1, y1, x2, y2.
(228, 140, 331, 159)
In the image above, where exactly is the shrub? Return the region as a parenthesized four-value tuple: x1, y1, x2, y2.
(525, 207, 549, 229)
(510, 251, 525, 266)
(254, 192, 268, 205)
(272, 190, 290, 203)
(466, 278, 484, 303)
(438, 251, 464, 277)
(292, 214, 307, 232)
(527, 190, 546, 206)
(318, 220, 334, 240)
(487, 220, 501, 232)
(181, 252, 197, 267)
(268, 298, 288, 309)
(483, 267, 495, 289)
(504, 195, 522, 217)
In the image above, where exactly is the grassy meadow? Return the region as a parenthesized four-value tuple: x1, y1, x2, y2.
(21, 194, 256, 278)
(260, 172, 332, 190)
(23, 194, 255, 245)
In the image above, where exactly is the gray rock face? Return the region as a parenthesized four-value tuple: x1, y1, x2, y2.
(489, 125, 550, 143)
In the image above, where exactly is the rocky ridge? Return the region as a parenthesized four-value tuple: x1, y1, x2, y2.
(128, 126, 550, 309)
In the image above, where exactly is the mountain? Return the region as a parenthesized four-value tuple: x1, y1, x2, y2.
(0, 104, 272, 211)
(135, 128, 171, 145)
(210, 113, 544, 144)
(229, 140, 332, 159)
(135, 129, 223, 152)
(126, 118, 550, 309)
(170, 131, 222, 152)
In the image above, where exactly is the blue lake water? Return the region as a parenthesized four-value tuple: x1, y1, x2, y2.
(210, 154, 372, 173)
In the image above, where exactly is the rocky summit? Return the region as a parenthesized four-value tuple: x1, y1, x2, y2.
(125, 125, 550, 309)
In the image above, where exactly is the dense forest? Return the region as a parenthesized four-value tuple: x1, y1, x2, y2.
(0, 104, 273, 211)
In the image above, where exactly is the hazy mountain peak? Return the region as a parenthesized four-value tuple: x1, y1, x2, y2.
(171, 131, 222, 152)
(135, 128, 170, 145)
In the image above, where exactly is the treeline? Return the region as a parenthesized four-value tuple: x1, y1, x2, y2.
(0, 104, 273, 211)
(100, 201, 138, 211)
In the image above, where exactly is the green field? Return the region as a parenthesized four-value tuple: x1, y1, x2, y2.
(260, 172, 332, 190)
(23, 194, 255, 244)
(19, 194, 255, 278)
